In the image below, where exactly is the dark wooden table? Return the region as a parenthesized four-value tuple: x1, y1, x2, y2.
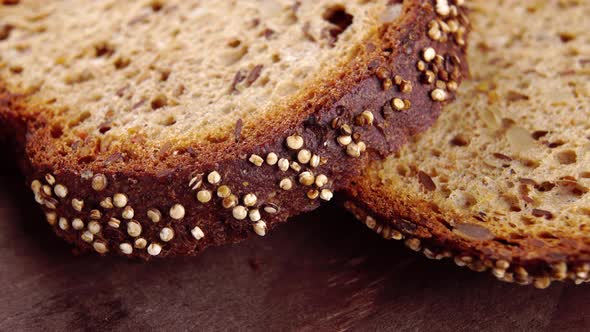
(1, 159, 589, 332)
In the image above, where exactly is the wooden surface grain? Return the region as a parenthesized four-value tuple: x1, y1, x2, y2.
(1, 158, 589, 332)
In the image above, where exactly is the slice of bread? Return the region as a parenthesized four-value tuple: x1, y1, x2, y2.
(345, 0, 590, 288)
(0, 1, 469, 258)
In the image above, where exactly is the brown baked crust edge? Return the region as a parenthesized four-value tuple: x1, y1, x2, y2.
(0, 0, 469, 259)
(343, 179, 590, 289)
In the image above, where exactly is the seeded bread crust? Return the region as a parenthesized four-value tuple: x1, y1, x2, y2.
(345, 0, 590, 288)
(0, 0, 469, 258)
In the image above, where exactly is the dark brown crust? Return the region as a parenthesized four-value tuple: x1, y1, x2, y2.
(0, 0, 469, 259)
(344, 173, 590, 288)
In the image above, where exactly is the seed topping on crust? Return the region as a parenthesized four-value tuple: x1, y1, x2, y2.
(253, 220, 267, 236)
(207, 171, 221, 185)
(249, 154, 264, 167)
(122, 206, 134, 220)
(170, 204, 186, 220)
(266, 153, 278, 165)
(120, 243, 133, 255)
(232, 205, 248, 220)
(431, 88, 447, 101)
(113, 193, 128, 208)
(108, 217, 121, 229)
(286, 134, 304, 150)
(320, 189, 334, 201)
(147, 243, 162, 256)
(243, 193, 257, 207)
(88, 220, 101, 234)
(72, 218, 84, 230)
(297, 149, 312, 164)
(217, 185, 231, 198)
(127, 221, 142, 237)
(147, 208, 162, 223)
(280, 178, 293, 190)
(54, 184, 68, 198)
(191, 226, 205, 240)
(93, 241, 108, 254)
(160, 227, 175, 242)
(91, 174, 108, 191)
(197, 190, 212, 203)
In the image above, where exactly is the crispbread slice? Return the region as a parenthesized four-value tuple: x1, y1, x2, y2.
(345, 0, 590, 288)
(0, 0, 468, 258)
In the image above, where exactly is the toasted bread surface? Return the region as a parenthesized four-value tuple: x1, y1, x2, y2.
(0, 0, 468, 258)
(346, 0, 590, 287)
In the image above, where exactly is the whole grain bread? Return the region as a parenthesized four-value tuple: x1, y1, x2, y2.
(0, 0, 468, 258)
(345, 0, 590, 288)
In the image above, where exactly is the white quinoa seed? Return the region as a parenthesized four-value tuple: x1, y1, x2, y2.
(286, 135, 304, 150)
(54, 184, 68, 198)
(266, 153, 278, 165)
(120, 243, 133, 255)
(320, 189, 334, 201)
(309, 155, 320, 168)
(108, 217, 121, 228)
(290, 161, 301, 172)
(147, 208, 162, 223)
(436, 0, 450, 16)
(315, 174, 329, 187)
(113, 193, 128, 208)
(347, 143, 362, 158)
(337, 135, 352, 146)
(122, 206, 134, 220)
(91, 174, 108, 191)
(45, 174, 55, 185)
(232, 206, 248, 220)
(134, 238, 147, 249)
(127, 221, 142, 237)
(278, 158, 290, 172)
(197, 190, 212, 203)
(243, 193, 257, 207)
(170, 204, 185, 220)
(207, 171, 221, 184)
(299, 172, 315, 186)
(100, 197, 114, 209)
(89, 209, 102, 220)
(253, 221, 267, 236)
(423, 47, 436, 62)
(359, 110, 374, 125)
(248, 209, 261, 222)
(160, 227, 175, 242)
(392, 98, 405, 111)
(279, 178, 293, 190)
(58, 217, 69, 230)
(431, 88, 447, 101)
(72, 218, 84, 230)
(191, 226, 205, 240)
(249, 154, 264, 167)
(297, 149, 312, 164)
(81, 231, 94, 243)
(88, 221, 101, 234)
(41, 185, 52, 198)
(93, 241, 108, 254)
(31, 180, 42, 193)
(147, 243, 162, 256)
(263, 206, 278, 214)
(217, 185, 231, 198)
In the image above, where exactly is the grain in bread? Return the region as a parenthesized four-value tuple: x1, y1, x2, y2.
(345, 0, 590, 288)
(0, 0, 469, 258)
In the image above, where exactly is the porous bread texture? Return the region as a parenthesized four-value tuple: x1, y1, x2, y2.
(0, 0, 400, 151)
(351, 0, 590, 286)
(0, 0, 470, 258)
